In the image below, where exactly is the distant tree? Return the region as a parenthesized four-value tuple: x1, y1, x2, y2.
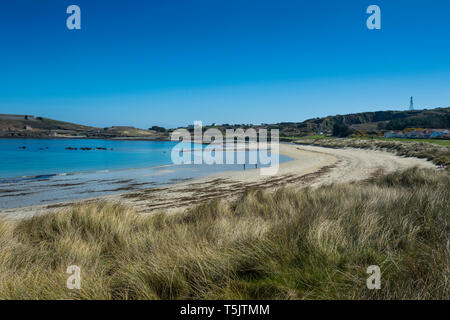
(149, 126, 166, 132)
(385, 114, 450, 130)
(332, 123, 353, 137)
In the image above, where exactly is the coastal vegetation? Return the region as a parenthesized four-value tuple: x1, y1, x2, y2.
(188, 107, 450, 139)
(0, 167, 448, 299)
(332, 123, 353, 137)
(294, 138, 450, 167)
(3, 107, 448, 140)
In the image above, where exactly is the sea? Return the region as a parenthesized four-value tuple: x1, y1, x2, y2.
(0, 139, 290, 209)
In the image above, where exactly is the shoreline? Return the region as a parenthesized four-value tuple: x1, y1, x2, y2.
(0, 136, 170, 141)
(0, 143, 437, 220)
(0, 144, 314, 218)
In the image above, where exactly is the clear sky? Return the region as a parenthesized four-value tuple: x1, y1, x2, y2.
(1, 0, 449, 128)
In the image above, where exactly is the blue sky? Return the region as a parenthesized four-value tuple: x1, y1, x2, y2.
(0, 0, 449, 128)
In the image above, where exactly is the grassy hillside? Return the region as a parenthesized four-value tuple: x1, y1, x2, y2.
(0, 167, 448, 299)
(0, 116, 167, 139)
(2, 107, 449, 139)
(183, 107, 450, 138)
(0, 117, 95, 132)
(302, 107, 450, 132)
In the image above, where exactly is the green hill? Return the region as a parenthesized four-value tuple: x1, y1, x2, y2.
(297, 107, 450, 134)
(195, 107, 449, 139)
(0, 115, 167, 139)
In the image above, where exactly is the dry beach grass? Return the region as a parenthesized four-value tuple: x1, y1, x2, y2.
(294, 138, 450, 167)
(0, 167, 448, 299)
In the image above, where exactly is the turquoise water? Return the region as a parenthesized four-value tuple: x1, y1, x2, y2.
(0, 139, 181, 179)
(0, 139, 290, 209)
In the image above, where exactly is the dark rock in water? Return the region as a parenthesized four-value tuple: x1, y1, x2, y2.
(96, 147, 107, 150)
(39, 148, 44, 150)
(80, 147, 92, 151)
(65, 147, 78, 150)
(18, 146, 26, 149)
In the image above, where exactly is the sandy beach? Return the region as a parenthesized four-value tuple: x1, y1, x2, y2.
(0, 143, 436, 220)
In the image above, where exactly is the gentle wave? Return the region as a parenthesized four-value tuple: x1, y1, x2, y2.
(0, 164, 182, 184)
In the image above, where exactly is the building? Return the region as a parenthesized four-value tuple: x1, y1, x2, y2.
(384, 131, 404, 138)
(429, 129, 450, 138)
(384, 129, 449, 139)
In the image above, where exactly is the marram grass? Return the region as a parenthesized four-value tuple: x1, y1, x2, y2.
(294, 138, 450, 167)
(0, 167, 448, 299)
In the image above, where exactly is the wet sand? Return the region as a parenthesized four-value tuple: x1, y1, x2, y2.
(0, 143, 436, 220)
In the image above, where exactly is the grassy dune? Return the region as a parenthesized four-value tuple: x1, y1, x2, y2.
(0, 168, 448, 300)
(294, 138, 450, 167)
